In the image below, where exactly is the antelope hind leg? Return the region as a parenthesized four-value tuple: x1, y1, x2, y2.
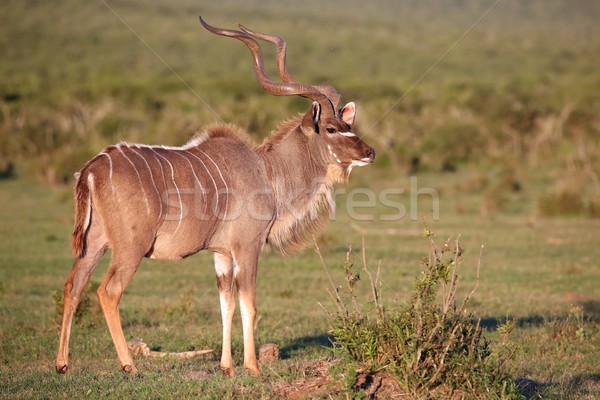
(56, 225, 107, 374)
(97, 250, 144, 373)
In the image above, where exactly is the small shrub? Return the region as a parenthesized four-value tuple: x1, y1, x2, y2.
(317, 236, 521, 399)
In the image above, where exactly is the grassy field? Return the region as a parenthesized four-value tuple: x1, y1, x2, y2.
(1, 173, 599, 398)
(1, 0, 600, 398)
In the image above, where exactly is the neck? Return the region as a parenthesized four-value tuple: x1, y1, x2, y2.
(256, 118, 345, 254)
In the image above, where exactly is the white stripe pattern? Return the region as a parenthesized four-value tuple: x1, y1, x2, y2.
(148, 147, 184, 234)
(184, 150, 220, 217)
(129, 146, 163, 219)
(98, 152, 117, 198)
(117, 144, 150, 214)
(174, 152, 208, 216)
(101, 141, 231, 228)
(191, 149, 229, 221)
(143, 149, 169, 217)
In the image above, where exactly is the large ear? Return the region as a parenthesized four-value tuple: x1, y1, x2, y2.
(311, 101, 321, 133)
(339, 101, 356, 127)
(301, 101, 322, 135)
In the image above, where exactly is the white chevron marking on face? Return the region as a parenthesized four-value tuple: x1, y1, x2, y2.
(339, 131, 356, 137)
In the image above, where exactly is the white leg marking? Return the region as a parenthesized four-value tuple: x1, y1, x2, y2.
(184, 151, 220, 218)
(129, 147, 163, 219)
(196, 150, 229, 221)
(214, 253, 233, 278)
(233, 261, 240, 279)
(148, 148, 183, 234)
(117, 144, 150, 214)
(214, 253, 235, 372)
(239, 297, 254, 329)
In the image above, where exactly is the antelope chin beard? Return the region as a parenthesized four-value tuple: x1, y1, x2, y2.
(347, 157, 372, 173)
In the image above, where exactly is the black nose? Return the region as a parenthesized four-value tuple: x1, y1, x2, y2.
(366, 147, 376, 161)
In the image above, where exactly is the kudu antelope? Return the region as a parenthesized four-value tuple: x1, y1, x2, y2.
(56, 17, 375, 376)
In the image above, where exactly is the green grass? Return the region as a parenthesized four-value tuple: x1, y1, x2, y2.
(1, 0, 600, 398)
(1, 172, 599, 398)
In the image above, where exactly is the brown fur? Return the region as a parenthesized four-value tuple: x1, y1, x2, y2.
(58, 105, 374, 377)
(71, 118, 349, 257)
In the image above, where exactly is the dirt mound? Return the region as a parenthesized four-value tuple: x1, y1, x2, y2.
(273, 359, 408, 399)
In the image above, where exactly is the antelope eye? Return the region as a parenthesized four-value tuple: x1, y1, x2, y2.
(326, 127, 336, 134)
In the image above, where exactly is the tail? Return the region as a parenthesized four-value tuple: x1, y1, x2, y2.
(71, 172, 92, 258)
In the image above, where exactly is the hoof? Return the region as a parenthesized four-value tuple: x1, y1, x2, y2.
(220, 366, 235, 377)
(245, 366, 262, 376)
(56, 364, 69, 374)
(122, 365, 138, 374)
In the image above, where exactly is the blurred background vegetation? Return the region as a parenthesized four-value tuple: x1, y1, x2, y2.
(1, 0, 599, 219)
(2, 2, 600, 397)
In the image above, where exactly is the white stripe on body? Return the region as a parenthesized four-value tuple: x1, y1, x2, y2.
(98, 152, 115, 195)
(139, 146, 169, 204)
(184, 150, 220, 218)
(112, 142, 229, 221)
(129, 146, 163, 219)
(148, 147, 184, 234)
(173, 151, 208, 216)
(117, 143, 150, 214)
(193, 149, 229, 221)
(83, 173, 94, 234)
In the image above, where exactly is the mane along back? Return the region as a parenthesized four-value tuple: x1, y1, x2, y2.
(186, 123, 258, 149)
(255, 116, 303, 154)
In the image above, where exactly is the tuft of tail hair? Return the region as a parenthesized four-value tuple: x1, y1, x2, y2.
(71, 171, 91, 258)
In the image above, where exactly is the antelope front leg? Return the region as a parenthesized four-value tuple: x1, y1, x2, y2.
(233, 251, 261, 376)
(214, 253, 236, 376)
